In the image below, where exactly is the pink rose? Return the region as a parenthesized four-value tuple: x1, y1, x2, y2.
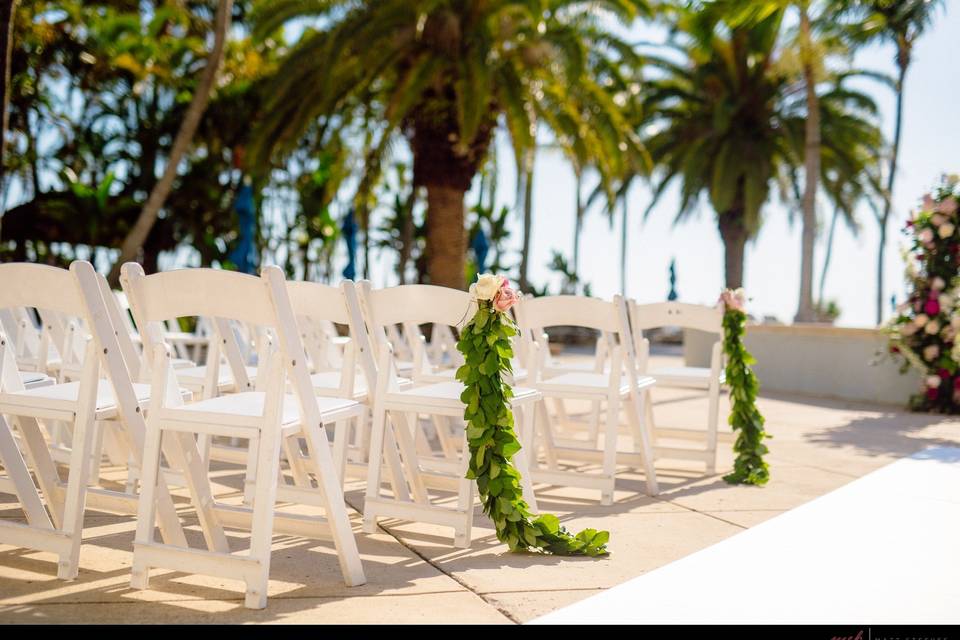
(922, 194, 935, 211)
(925, 299, 941, 316)
(719, 288, 746, 312)
(492, 283, 519, 312)
(938, 197, 958, 215)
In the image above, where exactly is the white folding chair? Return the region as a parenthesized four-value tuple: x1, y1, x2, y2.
(122, 263, 365, 609)
(0, 261, 189, 579)
(515, 294, 659, 504)
(353, 281, 541, 548)
(629, 300, 725, 473)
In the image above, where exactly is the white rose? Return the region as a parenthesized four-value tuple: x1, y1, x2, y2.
(940, 223, 956, 239)
(942, 325, 956, 341)
(926, 320, 940, 335)
(474, 273, 504, 301)
(924, 344, 940, 362)
(914, 313, 929, 327)
(901, 323, 918, 336)
(933, 277, 947, 290)
(939, 294, 953, 310)
(952, 316, 960, 330)
(919, 228, 934, 243)
(931, 213, 946, 227)
(927, 375, 942, 389)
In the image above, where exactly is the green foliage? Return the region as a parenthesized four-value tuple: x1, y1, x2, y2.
(456, 301, 609, 556)
(721, 308, 770, 486)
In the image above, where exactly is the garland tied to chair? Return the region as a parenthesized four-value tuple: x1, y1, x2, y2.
(719, 288, 770, 486)
(456, 274, 609, 556)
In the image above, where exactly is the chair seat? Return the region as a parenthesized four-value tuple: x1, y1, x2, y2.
(175, 364, 258, 390)
(308, 371, 411, 399)
(386, 380, 540, 410)
(171, 391, 362, 430)
(0, 380, 179, 420)
(19, 371, 52, 388)
(537, 371, 656, 397)
(164, 331, 209, 346)
(650, 366, 725, 389)
(309, 370, 369, 397)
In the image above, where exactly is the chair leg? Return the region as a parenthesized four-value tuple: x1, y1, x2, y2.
(244, 425, 282, 610)
(243, 434, 259, 506)
(514, 403, 539, 514)
(454, 431, 474, 548)
(706, 383, 720, 475)
(332, 418, 349, 485)
(131, 422, 164, 590)
(301, 421, 366, 587)
(87, 420, 106, 487)
(627, 390, 660, 496)
(535, 399, 560, 470)
(363, 402, 388, 533)
(600, 394, 619, 506)
(58, 362, 99, 580)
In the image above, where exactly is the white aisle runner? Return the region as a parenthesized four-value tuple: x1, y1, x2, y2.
(532, 447, 960, 624)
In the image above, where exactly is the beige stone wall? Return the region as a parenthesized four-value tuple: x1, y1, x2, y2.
(683, 324, 923, 406)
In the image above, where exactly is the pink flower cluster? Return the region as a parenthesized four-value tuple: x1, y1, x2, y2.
(493, 281, 519, 312)
(719, 288, 746, 313)
(889, 175, 960, 412)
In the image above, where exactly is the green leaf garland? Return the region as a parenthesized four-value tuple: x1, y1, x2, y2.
(721, 305, 771, 486)
(456, 300, 610, 556)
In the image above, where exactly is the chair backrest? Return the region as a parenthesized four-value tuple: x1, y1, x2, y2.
(628, 301, 723, 334)
(515, 294, 638, 381)
(357, 282, 475, 358)
(360, 283, 475, 329)
(515, 294, 622, 335)
(120, 263, 270, 388)
(0, 263, 145, 428)
(0, 264, 94, 379)
(284, 279, 377, 393)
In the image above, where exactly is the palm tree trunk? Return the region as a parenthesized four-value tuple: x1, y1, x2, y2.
(106, 0, 233, 285)
(572, 169, 583, 278)
(619, 190, 628, 295)
(0, 0, 18, 193)
(718, 212, 747, 289)
(795, 3, 819, 323)
(518, 147, 535, 291)
(877, 57, 908, 325)
(425, 183, 466, 289)
(818, 204, 840, 307)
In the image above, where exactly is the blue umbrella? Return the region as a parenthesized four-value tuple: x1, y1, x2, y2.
(228, 182, 257, 274)
(342, 208, 358, 281)
(470, 225, 490, 275)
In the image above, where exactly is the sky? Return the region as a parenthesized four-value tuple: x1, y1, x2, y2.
(471, 5, 960, 328)
(15, 5, 958, 329)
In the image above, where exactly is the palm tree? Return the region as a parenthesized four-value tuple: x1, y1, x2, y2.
(839, 0, 945, 325)
(0, 0, 18, 192)
(250, 0, 649, 290)
(106, 0, 233, 285)
(810, 77, 885, 313)
(642, 8, 796, 288)
(794, 0, 821, 322)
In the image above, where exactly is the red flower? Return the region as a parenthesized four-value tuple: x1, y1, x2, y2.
(927, 387, 939, 400)
(939, 368, 951, 379)
(926, 300, 941, 315)
(954, 377, 960, 390)
(890, 345, 900, 354)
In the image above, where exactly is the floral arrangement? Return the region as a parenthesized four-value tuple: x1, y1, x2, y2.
(456, 274, 610, 556)
(719, 288, 770, 486)
(885, 175, 960, 413)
